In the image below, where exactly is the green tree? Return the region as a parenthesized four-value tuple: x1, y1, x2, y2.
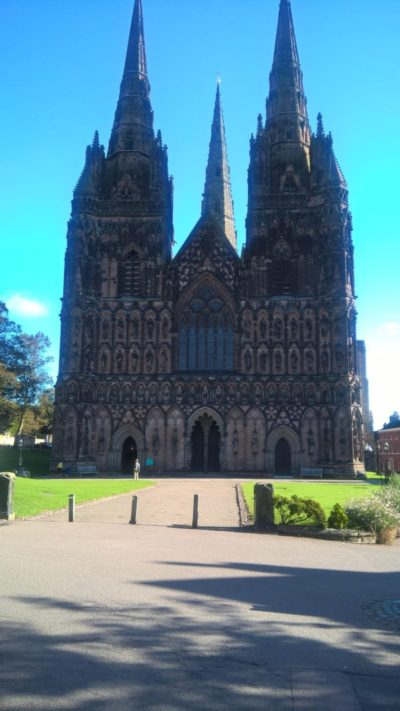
(0, 303, 22, 433)
(14, 333, 53, 435)
(0, 302, 53, 435)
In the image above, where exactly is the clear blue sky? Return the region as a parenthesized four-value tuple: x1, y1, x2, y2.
(1, 0, 399, 429)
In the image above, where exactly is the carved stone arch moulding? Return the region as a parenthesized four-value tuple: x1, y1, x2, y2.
(186, 406, 226, 470)
(174, 272, 237, 327)
(110, 423, 144, 470)
(266, 425, 302, 474)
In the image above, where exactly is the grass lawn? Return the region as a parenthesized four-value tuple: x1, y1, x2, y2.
(242, 480, 376, 524)
(13, 478, 155, 519)
(0, 446, 52, 476)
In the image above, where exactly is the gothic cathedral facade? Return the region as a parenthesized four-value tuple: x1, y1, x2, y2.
(52, 0, 364, 476)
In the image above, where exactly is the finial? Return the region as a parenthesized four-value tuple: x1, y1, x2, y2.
(257, 114, 263, 135)
(92, 130, 100, 149)
(217, 73, 222, 86)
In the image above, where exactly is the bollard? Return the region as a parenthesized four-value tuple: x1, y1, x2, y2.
(130, 496, 138, 525)
(68, 494, 75, 523)
(192, 494, 199, 529)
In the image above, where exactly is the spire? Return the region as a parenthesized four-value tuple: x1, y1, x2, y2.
(123, 0, 149, 87)
(202, 82, 237, 250)
(273, 0, 300, 69)
(108, 0, 153, 157)
(267, 0, 310, 147)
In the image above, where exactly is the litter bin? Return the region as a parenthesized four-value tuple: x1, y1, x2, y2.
(0, 472, 16, 521)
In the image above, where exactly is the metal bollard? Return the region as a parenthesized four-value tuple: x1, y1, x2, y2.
(130, 496, 138, 525)
(192, 494, 199, 529)
(68, 494, 75, 523)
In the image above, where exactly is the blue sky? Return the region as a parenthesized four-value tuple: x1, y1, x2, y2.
(1, 0, 399, 429)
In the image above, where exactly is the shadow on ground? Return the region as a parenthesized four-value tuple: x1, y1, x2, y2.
(2, 562, 400, 709)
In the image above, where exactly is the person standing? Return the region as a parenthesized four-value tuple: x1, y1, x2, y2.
(56, 462, 64, 478)
(133, 458, 140, 480)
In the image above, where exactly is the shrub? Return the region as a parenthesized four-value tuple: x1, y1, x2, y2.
(274, 494, 326, 528)
(328, 503, 348, 529)
(379, 475, 400, 514)
(345, 496, 400, 535)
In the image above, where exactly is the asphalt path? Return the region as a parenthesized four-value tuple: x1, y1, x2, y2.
(1, 479, 399, 710)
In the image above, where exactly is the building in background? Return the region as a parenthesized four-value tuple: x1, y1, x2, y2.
(376, 415, 400, 475)
(52, 0, 364, 476)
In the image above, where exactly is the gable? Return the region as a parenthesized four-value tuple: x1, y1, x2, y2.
(174, 216, 239, 292)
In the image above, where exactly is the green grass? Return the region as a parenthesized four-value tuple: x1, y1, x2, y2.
(242, 480, 376, 524)
(13, 478, 155, 519)
(0, 446, 51, 476)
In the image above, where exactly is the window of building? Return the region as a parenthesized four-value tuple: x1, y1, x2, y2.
(178, 286, 234, 372)
(119, 251, 141, 297)
(271, 260, 293, 295)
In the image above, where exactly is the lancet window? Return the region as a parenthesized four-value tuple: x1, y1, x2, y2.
(118, 251, 141, 297)
(178, 286, 234, 372)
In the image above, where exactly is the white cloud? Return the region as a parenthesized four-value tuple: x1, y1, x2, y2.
(366, 326, 400, 429)
(376, 321, 400, 338)
(6, 295, 49, 318)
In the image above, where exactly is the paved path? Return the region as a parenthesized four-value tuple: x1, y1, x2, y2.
(1, 479, 400, 710)
(48, 478, 241, 528)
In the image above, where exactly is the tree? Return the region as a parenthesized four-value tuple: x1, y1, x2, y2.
(0, 302, 22, 433)
(13, 333, 53, 435)
(0, 301, 53, 435)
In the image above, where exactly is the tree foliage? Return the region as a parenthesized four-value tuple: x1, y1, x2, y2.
(0, 301, 53, 435)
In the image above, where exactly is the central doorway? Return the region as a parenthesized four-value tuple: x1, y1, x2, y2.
(275, 437, 291, 474)
(191, 415, 221, 473)
(121, 436, 137, 474)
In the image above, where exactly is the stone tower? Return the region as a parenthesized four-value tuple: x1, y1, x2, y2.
(243, 0, 363, 474)
(53, 0, 174, 472)
(53, 0, 364, 476)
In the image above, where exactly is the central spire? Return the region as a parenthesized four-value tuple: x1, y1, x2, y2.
(202, 82, 237, 250)
(124, 0, 149, 86)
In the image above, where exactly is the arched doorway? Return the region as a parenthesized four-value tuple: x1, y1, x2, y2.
(121, 437, 137, 474)
(190, 414, 221, 473)
(275, 437, 291, 474)
(208, 422, 221, 471)
(191, 422, 204, 472)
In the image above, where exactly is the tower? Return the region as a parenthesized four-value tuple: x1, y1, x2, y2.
(243, 0, 363, 474)
(53, 0, 174, 473)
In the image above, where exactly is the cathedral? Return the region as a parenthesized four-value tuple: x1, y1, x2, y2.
(52, 0, 365, 476)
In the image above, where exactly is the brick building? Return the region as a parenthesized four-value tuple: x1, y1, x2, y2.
(377, 413, 400, 474)
(52, 0, 364, 476)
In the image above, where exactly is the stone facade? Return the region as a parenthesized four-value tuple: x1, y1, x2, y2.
(52, 0, 364, 476)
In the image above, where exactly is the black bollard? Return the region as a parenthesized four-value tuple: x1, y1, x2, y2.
(68, 494, 75, 523)
(192, 494, 199, 529)
(130, 496, 138, 525)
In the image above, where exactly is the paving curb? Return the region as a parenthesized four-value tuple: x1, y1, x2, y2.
(236, 483, 252, 527)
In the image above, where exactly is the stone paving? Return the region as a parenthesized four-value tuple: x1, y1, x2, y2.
(1, 478, 400, 710)
(48, 477, 241, 529)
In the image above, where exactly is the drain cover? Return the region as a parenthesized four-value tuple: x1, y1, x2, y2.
(363, 600, 400, 630)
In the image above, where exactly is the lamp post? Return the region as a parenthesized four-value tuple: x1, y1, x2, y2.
(17, 436, 24, 476)
(384, 441, 390, 482)
(376, 441, 384, 486)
